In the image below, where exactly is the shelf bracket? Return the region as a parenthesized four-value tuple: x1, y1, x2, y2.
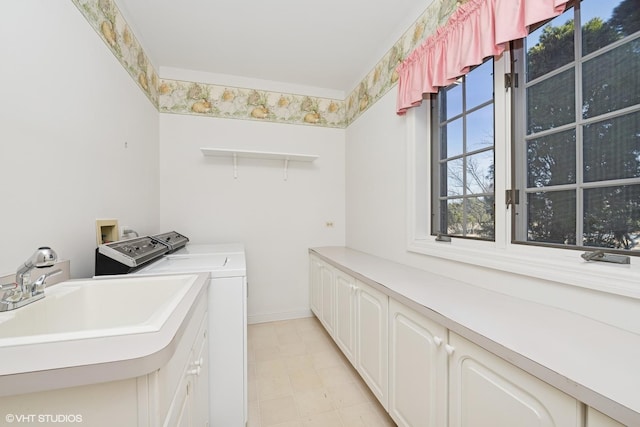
(233, 153, 238, 179)
(283, 159, 289, 181)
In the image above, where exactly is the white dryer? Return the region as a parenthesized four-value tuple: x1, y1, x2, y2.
(136, 243, 248, 427)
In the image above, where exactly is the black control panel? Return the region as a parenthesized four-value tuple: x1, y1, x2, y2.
(151, 231, 189, 253)
(95, 231, 188, 275)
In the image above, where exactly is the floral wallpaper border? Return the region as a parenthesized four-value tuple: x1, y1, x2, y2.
(72, 0, 160, 107)
(71, 0, 462, 129)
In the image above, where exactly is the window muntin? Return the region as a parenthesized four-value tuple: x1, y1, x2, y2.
(514, 0, 640, 252)
(431, 59, 495, 240)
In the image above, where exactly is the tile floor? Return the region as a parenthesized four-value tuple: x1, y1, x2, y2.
(247, 316, 397, 427)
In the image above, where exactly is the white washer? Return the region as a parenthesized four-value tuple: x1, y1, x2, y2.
(136, 243, 247, 427)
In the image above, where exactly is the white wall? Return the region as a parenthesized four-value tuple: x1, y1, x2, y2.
(0, 2, 160, 278)
(159, 113, 345, 322)
(345, 89, 640, 333)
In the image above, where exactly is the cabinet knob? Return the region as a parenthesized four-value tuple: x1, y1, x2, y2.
(445, 344, 455, 356)
(187, 366, 201, 376)
(193, 357, 204, 367)
(434, 336, 443, 347)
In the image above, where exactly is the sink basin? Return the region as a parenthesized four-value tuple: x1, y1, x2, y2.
(0, 273, 208, 383)
(0, 274, 196, 343)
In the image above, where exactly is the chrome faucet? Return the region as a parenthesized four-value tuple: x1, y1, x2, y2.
(0, 247, 59, 312)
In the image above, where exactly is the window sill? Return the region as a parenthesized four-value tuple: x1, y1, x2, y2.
(408, 238, 640, 299)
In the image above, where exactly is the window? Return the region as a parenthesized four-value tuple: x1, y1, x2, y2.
(513, 0, 640, 253)
(409, 0, 639, 294)
(430, 59, 495, 240)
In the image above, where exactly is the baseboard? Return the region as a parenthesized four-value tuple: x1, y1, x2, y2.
(248, 309, 314, 324)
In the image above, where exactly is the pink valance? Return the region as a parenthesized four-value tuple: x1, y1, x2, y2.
(396, 0, 569, 115)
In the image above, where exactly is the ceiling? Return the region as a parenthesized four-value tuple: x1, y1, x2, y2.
(116, 0, 433, 95)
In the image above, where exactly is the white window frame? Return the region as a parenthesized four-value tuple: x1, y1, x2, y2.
(406, 50, 640, 299)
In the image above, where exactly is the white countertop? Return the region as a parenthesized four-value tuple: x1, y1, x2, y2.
(0, 272, 209, 397)
(311, 246, 640, 426)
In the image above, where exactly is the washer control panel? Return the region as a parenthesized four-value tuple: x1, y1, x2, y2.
(151, 231, 189, 252)
(98, 236, 168, 267)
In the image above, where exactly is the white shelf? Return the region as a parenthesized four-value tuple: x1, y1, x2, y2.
(200, 148, 319, 180)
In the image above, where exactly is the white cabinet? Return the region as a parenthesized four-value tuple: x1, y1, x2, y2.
(309, 255, 322, 318)
(587, 407, 626, 427)
(320, 262, 336, 336)
(163, 313, 209, 427)
(310, 255, 336, 336)
(448, 332, 580, 427)
(163, 369, 193, 427)
(308, 251, 632, 427)
(0, 295, 209, 427)
(191, 317, 209, 427)
(334, 268, 357, 363)
(355, 279, 389, 410)
(388, 299, 447, 427)
(310, 256, 388, 409)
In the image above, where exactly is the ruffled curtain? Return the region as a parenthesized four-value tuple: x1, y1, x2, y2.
(396, 0, 570, 114)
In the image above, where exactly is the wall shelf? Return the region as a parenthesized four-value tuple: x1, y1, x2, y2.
(200, 147, 319, 180)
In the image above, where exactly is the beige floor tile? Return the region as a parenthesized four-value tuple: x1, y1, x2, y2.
(278, 342, 308, 358)
(260, 396, 299, 426)
(327, 382, 368, 409)
(292, 317, 323, 332)
(317, 365, 355, 387)
(277, 330, 303, 345)
(272, 319, 300, 335)
(353, 378, 378, 402)
(249, 318, 395, 427)
(301, 410, 344, 427)
(340, 363, 362, 382)
(248, 373, 259, 403)
(249, 322, 277, 335)
(311, 350, 347, 370)
(256, 359, 288, 379)
(299, 328, 332, 343)
(283, 354, 315, 374)
(372, 403, 397, 427)
(249, 325, 279, 349)
(248, 401, 262, 427)
(288, 370, 324, 392)
(293, 388, 334, 417)
(257, 374, 294, 401)
(270, 422, 304, 427)
(251, 339, 278, 353)
(254, 345, 283, 363)
(339, 402, 391, 427)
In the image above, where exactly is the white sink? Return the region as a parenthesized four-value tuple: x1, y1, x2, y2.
(0, 274, 196, 342)
(0, 273, 208, 383)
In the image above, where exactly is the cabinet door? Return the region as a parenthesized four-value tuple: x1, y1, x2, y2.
(192, 321, 209, 427)
(309, 255, 323, 318)
(449, 332, 580, 427)
(334, 269, 357, 364)
(320, 262, 336, 336)
(587, 407, 626, 427)
(389, 299, 447, 427)
(355, 280, 388, 410)
(164, 368, 193, 427)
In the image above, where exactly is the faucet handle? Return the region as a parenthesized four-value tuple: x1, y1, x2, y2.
(0, 282, 18, 291)
(32, 269, 62, 295)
